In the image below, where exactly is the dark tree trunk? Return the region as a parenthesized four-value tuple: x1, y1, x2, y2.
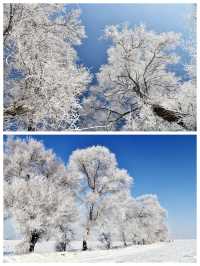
(28, 126, 33, 131)
(106, 241, 111, 249)
(4, 105, 28, 117)
(56, 242, 67, 252)
(3, 4, 14, 42)
(28, 123, 34, 131)
(152, 104, 188, 129)
(29, 231, 40, 252)
(122, 232, 127, 247)
(103, 233, 111, 249)
(82, 240, 88, 251)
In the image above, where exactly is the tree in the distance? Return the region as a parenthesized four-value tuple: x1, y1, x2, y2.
(94, 192, 168, 247)
(135, 194, 168, 244)
(99, 191, 133, 247)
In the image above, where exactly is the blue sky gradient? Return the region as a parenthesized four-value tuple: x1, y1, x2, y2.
(70, 4, 195, 82)
(4, 135, 196, 239)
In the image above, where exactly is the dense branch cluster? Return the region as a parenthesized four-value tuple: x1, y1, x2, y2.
(81, 23, 196, 131)
(4, 138, 168, 253)
(4, 4, 91, 130)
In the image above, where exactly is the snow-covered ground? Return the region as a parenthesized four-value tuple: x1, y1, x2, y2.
(4, 239, 196, 263)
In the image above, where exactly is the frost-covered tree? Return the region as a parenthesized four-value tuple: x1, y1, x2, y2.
(114, 196, 139, 246)
(174, 5, 197, 130)
(184, 5, 196, 81)
(135, 194, 168, 244)
(97, 193, 138, 247)
(4, 137, 78, 253)
(81, 24, 196, 131)
(98, 191, 132, 247)
(4, 4, 91, 131)
(52, 189, 79, 252)
(96, 193, 168, 247)
(67, 145, 132, 250)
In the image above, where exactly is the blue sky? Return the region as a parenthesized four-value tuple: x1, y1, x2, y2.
(69, 4, 195, 82)
(4, 135, 196, 239)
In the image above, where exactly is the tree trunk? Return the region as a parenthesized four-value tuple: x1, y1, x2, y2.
(56, 242, 67, 252)
(82, 226, 90, 251)
(29, 231, 40, 252)
(28, 122, 34, 131)
(106, 241, 111, 249)
(3, 4, 14, 43)
(82, 240, 88, 251)
(122, 232, 127, 247)
(152, 104, 188, 129)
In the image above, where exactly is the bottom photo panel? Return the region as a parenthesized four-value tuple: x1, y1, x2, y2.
(3, 135, 196, 263)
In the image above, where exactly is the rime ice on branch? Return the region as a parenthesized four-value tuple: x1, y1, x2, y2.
(81, 23, 196, 131)
(4, 137, 79, 253)
(67, 146, 132, 250)
(3, 4, 91, 131)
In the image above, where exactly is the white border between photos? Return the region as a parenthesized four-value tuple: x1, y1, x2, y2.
(0, 0, 199, 265)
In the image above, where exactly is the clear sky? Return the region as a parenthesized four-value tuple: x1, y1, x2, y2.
(4, 135, 196, 239)
(69, 3, 195, 82)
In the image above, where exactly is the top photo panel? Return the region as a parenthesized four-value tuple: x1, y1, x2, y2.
(3, 3, 196, 132)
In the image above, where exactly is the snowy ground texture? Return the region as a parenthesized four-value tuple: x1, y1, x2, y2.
(4, 239, 196, 263)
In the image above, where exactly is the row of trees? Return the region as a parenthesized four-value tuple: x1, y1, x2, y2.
(3, 4, 196, 131)
(4, 137, 168, 254)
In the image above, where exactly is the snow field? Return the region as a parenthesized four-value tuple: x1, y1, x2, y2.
(4, 239, 196, 263)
